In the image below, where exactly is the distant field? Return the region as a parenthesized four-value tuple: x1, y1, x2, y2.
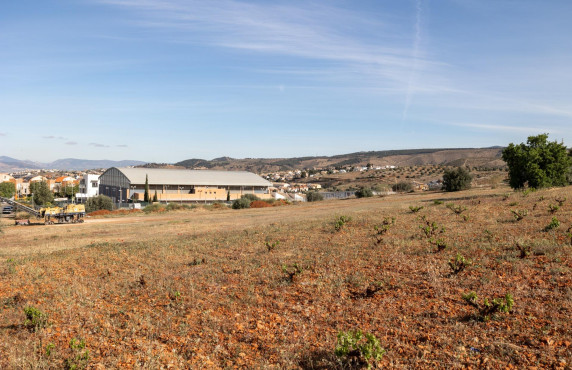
(0, 186, 571, 368)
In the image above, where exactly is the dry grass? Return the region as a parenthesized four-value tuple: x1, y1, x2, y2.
(0, 185, 571, 368)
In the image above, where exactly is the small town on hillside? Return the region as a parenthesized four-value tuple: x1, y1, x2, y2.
(0, 162, 509, 209)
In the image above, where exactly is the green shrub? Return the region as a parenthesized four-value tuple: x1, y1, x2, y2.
(446, 203, 467, 214)
(335, 330, 385, 368)
(409, 205, 423, 213)
(24, 306, 48, 331)
(241, 194, 260, 202)
(419, 216, 445, 238)
(511, 209, 528, 221)
(392, 182, 413, 192)
(449, 253, 471, 274)
(306, 191, 324, 202)
(334, 215, 352, 231)
(544, 217, 560, 231)
(85, 195, 113, 213)
(355, 188, 373, 198)
(64, 338, 89, 370)
(232, 197, 251, 209)
(265, 240, 279, 252)
(548, 204, 560, 214)
(462, 292, 514, 321)
(432, 238, 447, 252)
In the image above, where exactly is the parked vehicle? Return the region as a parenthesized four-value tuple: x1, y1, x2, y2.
(0, 197, 85, 224)
(2, 206, 13, 214)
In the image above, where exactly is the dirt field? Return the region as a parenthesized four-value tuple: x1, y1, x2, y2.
(0, 186, 571, 368)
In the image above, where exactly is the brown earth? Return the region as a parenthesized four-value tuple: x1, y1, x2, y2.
(0, 185, 571, 368)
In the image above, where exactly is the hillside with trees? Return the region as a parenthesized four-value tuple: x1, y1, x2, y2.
(165, 148, 506, 173)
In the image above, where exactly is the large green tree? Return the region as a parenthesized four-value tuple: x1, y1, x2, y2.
(30, 181, 54, 206)
(59, 184, 79, 199)
(0, 182, 16, 198)
(502, 134, 572, 189)
(442, 167, 472, 192)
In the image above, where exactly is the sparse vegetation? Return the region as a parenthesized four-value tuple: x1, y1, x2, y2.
(515, 242, 532, 258)
(448, 253, 472, 274)
(281, 263, 303, 283)
(462, 292, 514, 321)
(548, 204, 560, 214)
(334, 215, 352, 231)
(335, 330, 385, 368)
(408, 205, 423, 213)
(0, 185, 570, 368)
(64, 338, 89, 370)
(544, 217, 560, 231)
(511, 209, 528, 221)
(23, 306, 49, 332)
(446, 203, 467, 215)
(265, 240, 280, 251)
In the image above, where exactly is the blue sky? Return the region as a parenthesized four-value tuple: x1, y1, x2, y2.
(1, 0, 571, 163)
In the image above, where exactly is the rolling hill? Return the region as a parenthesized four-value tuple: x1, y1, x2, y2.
(171, 147, 506, 172)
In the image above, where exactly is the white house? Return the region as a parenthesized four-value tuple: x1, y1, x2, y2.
(75, 174, 100, 202)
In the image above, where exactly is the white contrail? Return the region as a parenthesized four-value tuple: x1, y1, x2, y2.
(402, 0, 422, 121)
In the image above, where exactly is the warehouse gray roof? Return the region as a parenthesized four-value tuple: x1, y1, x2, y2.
(112, 167, 272, 187)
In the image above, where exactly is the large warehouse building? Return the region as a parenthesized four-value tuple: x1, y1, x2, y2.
(98, 167, 272, 203)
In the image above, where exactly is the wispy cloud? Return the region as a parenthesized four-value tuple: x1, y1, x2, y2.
(117, 144, 128, 148)
(0, 133, 6, 137)
(42, 135, 69, 140)
(402, 0, 423, 120)
(90, 142, 110, 148)
(65, 141, 78, 145)
(96, 0, 439, 89)
(444, 121, 555, 134)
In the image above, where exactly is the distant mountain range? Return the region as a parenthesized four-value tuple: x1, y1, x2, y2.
(0, 156, 146, 172)
(137, 147, 506, 173)
(2, 147, 507, 173)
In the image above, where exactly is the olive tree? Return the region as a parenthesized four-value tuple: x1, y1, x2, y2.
(0, 182, 16, 198)
(442, 167, 472, 192)
(30, 181, 54, 206)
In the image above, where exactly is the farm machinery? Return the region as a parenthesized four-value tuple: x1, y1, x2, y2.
(0, 196, 86, 224)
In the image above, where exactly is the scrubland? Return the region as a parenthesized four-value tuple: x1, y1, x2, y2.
(0, 186, 571, 368)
